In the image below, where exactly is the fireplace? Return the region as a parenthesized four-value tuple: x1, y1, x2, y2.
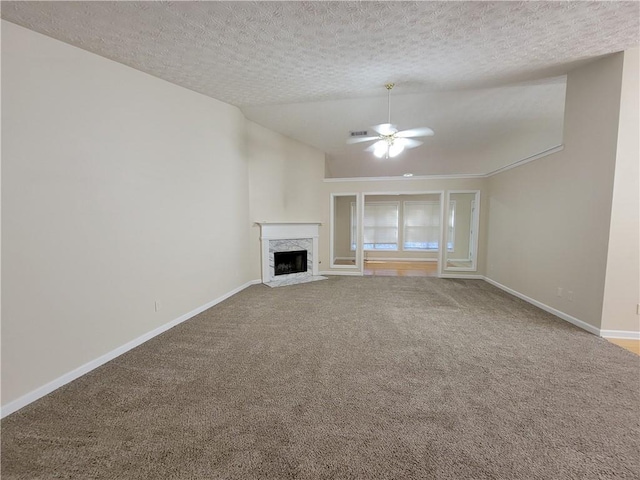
(256, 222, 321, 285)
(274, 250, 308, 276)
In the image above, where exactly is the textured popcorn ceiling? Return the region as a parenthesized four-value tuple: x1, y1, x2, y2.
(2, 1, 638, 176)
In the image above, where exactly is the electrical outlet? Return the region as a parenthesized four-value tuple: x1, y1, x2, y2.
(637, 304, 640, 315)
(155, 301, 161, 312)
(557, 287, 563, 297)
(567, 291, 574, 301)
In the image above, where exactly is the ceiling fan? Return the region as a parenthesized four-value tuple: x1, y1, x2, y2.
(347, 83, 434, 158)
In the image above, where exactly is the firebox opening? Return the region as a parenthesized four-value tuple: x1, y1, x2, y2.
(274, 250, 308, 276)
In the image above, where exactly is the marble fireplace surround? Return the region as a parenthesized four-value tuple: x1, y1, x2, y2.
(257, 222, 321, 285)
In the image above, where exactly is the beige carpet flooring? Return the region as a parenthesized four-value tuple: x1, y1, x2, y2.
(2, 276, 639, 479)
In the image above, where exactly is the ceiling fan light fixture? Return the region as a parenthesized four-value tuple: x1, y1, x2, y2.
(388, 142, 404, 158)
(373, 141, 388, 158)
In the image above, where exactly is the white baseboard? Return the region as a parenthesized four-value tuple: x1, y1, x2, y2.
(5, 275, 632, 418)
(600, 330, 640, 340)
(364, 258, 438, 262)
(320, 270, 363, 276)
(483, 277, 601, 336)
(439, 274, 485, 279)
(1, 279, 262, 418)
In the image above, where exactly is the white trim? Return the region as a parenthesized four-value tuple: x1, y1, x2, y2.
(256, 221, 322, 226)
(323, 145, 564, 182)
(0, 279, 262, 418)
(600, 330, 640, 340)
(364, 257, 437, 262)
(483, 277, 600, 336)
(484, 145, 564, 177)
(361, 190, 445, 196)
(324, 173, 485, 183)
(320, 270, 363, 276)
(439, 274, 485, 279)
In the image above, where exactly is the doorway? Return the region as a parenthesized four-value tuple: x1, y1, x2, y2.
(361, 192, 442, 277)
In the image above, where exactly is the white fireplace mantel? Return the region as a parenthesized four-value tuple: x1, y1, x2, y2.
(256, 222, 321, 284)
(257, 222, 321, 239)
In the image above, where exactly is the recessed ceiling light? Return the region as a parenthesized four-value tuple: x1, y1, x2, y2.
(403, 173, 413, 177)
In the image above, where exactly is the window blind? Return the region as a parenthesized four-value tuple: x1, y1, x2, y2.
(363, 202, 398, 250)
(403, 201, 440, 250)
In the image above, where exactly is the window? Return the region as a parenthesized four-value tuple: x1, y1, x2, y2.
(351, 199, 453, 252)
(403, 201, 440, 250)
(363, 202, 399, 250)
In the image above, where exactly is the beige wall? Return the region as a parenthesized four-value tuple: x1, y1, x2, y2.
(321, 178, 488, 275)
(1, 22, 256, 405)
(602, 48, 640, 333)
(486, 53, 625, 330)
(246, 121, 325, 279)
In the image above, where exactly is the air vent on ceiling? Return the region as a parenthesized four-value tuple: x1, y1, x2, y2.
(349, 130, 368, 137)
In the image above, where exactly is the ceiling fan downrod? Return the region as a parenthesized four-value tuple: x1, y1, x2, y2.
(385, 83, 394, 125)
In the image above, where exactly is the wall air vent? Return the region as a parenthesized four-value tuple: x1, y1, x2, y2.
(349, 130, 368, 137)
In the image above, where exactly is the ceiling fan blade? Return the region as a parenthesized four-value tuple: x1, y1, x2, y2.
(399, 138, 423, 149)
(396, 127, 434, 138)
(364, 140, 387, 152)
(346, 136, 380, 145)
(371, 123, 397, 136)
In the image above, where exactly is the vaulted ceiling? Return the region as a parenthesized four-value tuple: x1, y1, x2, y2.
(3, 1, 638, 177)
